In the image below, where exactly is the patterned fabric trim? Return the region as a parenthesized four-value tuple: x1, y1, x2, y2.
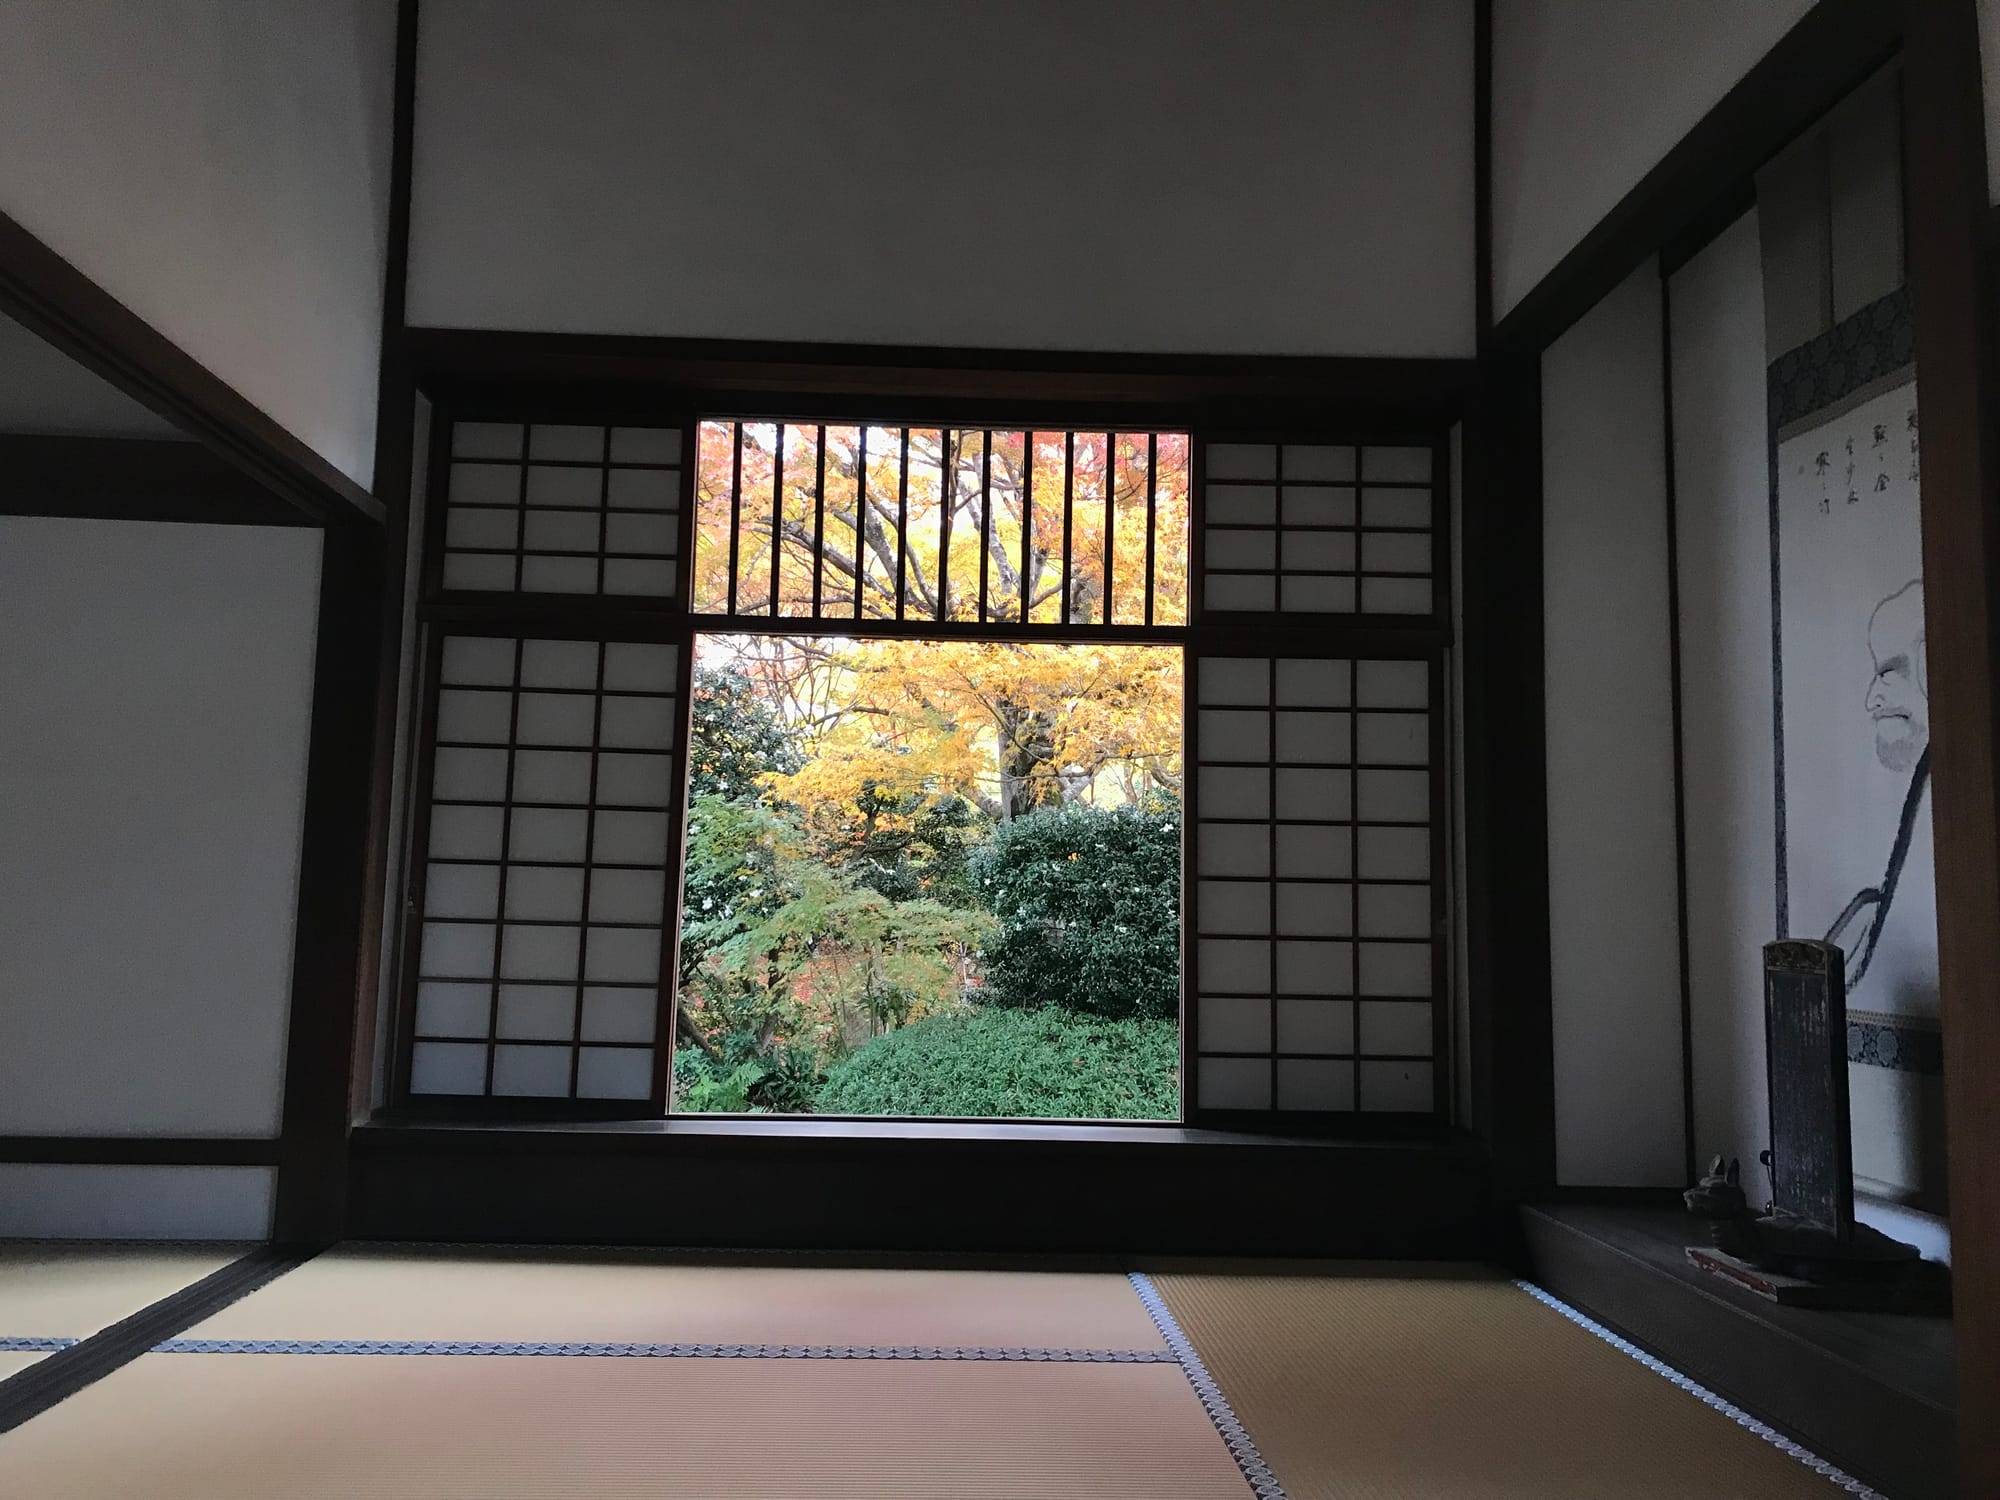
(1768, 287, 1915, 433)
(1846, 1015, 1944, 1075)
(152, 1337, 1175, 1362)
(1513, 1281, 1887, 1500)
(0, 1336, 77, 1352)
(1127, 1272, 1287, 1500)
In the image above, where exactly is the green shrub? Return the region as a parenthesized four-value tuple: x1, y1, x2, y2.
(673, 1029, 825, 1113)
(813, 1006, 1178, 1119)
(966, 796, 1180, 1020)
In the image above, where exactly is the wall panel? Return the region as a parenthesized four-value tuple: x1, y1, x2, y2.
(0, 1165, 274, 1240)
(0, 518, 321, 1139)
(1667, 212, 1776, 1182)
(408, 0, 1474, 357)
(1492, 0, 1817, 318)
(0, 1, 396, 485)
(1541, 260, 1686, 1186)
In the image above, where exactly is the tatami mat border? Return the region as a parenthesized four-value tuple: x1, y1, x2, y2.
(1127, 1272, 1286, 1500)
(0, 1247, 312, 1435)
(154, 1338, 1177, 1363)
(1512, 1281, 1887, 1500)
(0, 1337, 77, 1352)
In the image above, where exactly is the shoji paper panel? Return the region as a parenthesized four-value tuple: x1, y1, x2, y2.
(442, 423, 684, 598)
(410, 634, 680, 1100)
(1203, 442, 1436, 616)
(1192, 654, 1439, 1114)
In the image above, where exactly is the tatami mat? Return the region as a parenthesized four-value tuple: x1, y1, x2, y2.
(1151, 1271, 1853, 1499)
(185, 1244, 1166, 1350)
(0, 1352, 1247, 1500)
(0, 1352, 48, 1382)
(0, 1243, 240, 1341)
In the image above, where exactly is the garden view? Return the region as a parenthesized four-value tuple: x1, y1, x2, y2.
(672, 634, 1184, 1117)
(676, 422, 1191, 1118)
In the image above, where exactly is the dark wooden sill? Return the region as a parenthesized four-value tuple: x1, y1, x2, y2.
(354, 1113, 1471, 1154)
(343, 1117, 1494, 1256)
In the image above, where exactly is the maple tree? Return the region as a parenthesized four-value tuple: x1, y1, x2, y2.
(704, 632, 1182, 828)
(693, 423, 1190, 628)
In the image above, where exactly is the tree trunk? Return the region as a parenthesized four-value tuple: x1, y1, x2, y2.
(994, 696, 1060, 820)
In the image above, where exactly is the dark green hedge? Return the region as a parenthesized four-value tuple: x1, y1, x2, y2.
(813, 1006, 1178, 1119)
(966, 798, 1180, 1021)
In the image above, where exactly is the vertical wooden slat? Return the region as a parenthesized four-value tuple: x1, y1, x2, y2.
(979, 430, 992, 624)
(1062, 430, 1075, 626)
(854, 426, 868, 621)
(1146, 432, 1159, 628)
(726, 422, 743, 618)
(770, 423, 784, 617)
(1188, 434, 1207, 629)
(1103, 432, 1117, 626)
(896, 427, 910, 620)
(938, 429, 954, 621)
(1020, 432, 1034, 624)
(812, 424, 827, 618)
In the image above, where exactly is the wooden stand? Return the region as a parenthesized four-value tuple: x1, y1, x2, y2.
(1685, 1245, 1948, 1312)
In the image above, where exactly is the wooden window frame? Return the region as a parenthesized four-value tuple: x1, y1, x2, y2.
(388, 392, 1453, 1135)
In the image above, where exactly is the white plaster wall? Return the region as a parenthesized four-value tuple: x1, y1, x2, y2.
(1492, 0, 1817, 317)
(1667, 212, 1776, 1181)
(408, 0, 1475, 357)
(0, 315, 183, 440)
(0, 1165, 275, 1240)
(0, 2, 396, 486)
(0, 518, 322, 1139)
(1542, 259, 1687, 1187)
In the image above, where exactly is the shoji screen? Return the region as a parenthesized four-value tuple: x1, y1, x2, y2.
(402, 416, 694, 1107)
(407, 633, 685, 1100)
(1191, 655, 1441, 1114)
(1201, 443, 1437, 618)
(439, 422, 683, 598)
(1189, 435, 1446, 1119)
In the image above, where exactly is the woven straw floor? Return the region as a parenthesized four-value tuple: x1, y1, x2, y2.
(0, 1351, 1247, 1500)
(183, 1245, 1166, 1350)
(1151, 1270, 1853, 1499)
(0, 1352, 47, 1382)
(0, 1242, 238, 1340)
(0, 1248, 1869, 1498)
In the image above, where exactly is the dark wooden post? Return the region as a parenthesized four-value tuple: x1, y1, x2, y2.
(1460, 356, 1556, 1194)
(275, 0, 420, 1242)
(273, 521, 389, 1244)
(1902, 2, 2000, 1492)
